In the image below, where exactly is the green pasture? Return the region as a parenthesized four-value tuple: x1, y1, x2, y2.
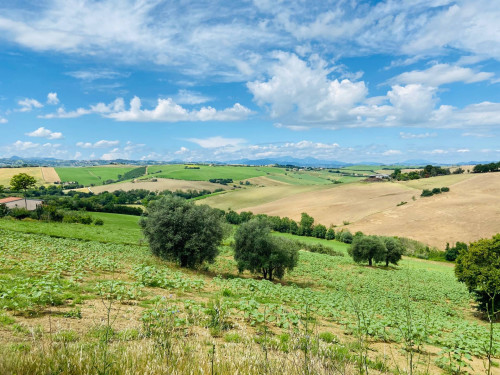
(147, 164, 286, 181)
(55, 166, 137, 186)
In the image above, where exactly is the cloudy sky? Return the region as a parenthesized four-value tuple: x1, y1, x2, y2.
(0, 0, 499, 163)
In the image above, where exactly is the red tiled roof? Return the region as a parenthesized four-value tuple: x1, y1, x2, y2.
(0, 197, 23, 204)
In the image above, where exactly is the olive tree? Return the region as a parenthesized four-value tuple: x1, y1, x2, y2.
(348, 235, 385, 266)
(233, 217, 299, 280)
(139, 196, 228, 268)
(381, 237, 405, 266)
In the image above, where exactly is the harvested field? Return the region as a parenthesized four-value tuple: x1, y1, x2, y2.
(200, 184, 333, 211)
(0, 167, 44, 186)
(240, 182, 415, 226)
(40, 167, 60, 183)
(85, 178, 231, 194)
(349, 173, 500, 248)
(229, 173, 500, 248)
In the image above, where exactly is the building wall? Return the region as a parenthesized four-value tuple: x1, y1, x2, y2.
(5, 199, 43, 210)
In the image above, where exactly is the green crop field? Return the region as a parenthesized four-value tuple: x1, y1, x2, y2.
(55, 166, 138, 186)
(147, 164, 286, 181)
(0, 215, 498, 374)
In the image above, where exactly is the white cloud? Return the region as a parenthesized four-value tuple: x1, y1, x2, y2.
(187, 136, 246, 148)
(175, 90, 212, 105)
(399, 132, 437, 139)
(0, 117, 7, 124)
(40, 98, 125, 119)
(1, 140, 67, 158)
(73, 151, 82, 159)
(47, 92, 59, 104)
(457, 149, 470, 153)
(392, 64, 494, 86)
(382, 150, 402, 156)
(26, 126, 63, 139)
(248, 52, 367, 125)
(76, 140, 120, 149)
(106, 96, 252, 122)
(18, 98, 43, 112)
(462, 132, 495, 138)
(66, 69, 127, 81)
(175, 147, 189, 155)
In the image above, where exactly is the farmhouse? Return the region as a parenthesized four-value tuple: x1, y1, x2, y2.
(0, 197, 44, 210)
(369, 173, 390, 179)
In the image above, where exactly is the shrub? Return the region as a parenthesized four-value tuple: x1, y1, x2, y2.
(312, 224, 327, 239)
(8, 208, 31, 220)
(325, 227, 335, 240)
(421, 189, 433, 197)
(441, 186, 450, 192)
(431, 187, 442, 195)
(338, 230, 353, 244)
(94, 218, 104, 226)
(0, 203, 8, 218)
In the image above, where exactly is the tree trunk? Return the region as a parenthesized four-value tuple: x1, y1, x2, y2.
(368, 258, 372, 266)
(385, 259, 389, 267)
(263, 269, 267, 280)
(268, 268, 273, 281)
(180, 256, 188, 268)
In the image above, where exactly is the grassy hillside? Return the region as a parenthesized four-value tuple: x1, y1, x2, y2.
(0, 217, 497, 374)
(0, 167, 45, 186)
(148, 164, 285, 181)
(55, 166, 138, 186)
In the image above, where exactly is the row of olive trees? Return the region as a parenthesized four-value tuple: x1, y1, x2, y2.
(139, 196, 298, 280)
(348, 234, 405, 266)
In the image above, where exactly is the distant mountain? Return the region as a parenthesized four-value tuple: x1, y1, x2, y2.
(227, 157, 352, 167)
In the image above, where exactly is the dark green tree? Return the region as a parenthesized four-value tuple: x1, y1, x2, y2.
(10, 173, 37, 207)
(139, 196, 228, 268)
(381, 237, 404, 266)
(325, 227, 335, 240)
(348, 235, 385, 266)
(445, 241, 467, 261)
(299, 212, 314, 236)
(233, 217, 299, 280)
(455, 234, 500, 315)
(312, 224, 327, 239)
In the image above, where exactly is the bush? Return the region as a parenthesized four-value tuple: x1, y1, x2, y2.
(325, 227, 335, 240)
(140, 196, 228, 268)
(312, 224, 327, 239)
(337, 230, 353, 244)
(233, 217, 299, 280)
(8, 208, 31, 220)
(421, 189, 433, 197)
(431, 187, 441, 195)
(441, 186, 450, 192)
(94, 218, 104, 226)
(0, 203, 8, 218)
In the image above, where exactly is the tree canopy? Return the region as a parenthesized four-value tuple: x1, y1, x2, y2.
(348, 235, 386, 266)
(139, 196, 228, 268)
(233, 217, 299, 280)
(455, 234, 500, 315)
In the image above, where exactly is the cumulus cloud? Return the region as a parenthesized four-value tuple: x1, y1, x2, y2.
(0, 117, 7, 124)
(41, 96, 251, 122)
(1, 140, 67, 158)
(47, 92, 59, 104)
(18, 98, 43, 112)
(175, 90, 212, 105)
(106, 96, 252, 122)
(26, 126, 63, 139)
(76, 140, 120, 149)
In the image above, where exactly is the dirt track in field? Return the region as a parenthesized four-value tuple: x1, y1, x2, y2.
(235, 173, 500, 249)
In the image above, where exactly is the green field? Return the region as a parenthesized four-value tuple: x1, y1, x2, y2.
(55, 166, 138, 186)
(0, 216, 498, 374)
(147, 164, 285, 181)
(0, 212, 142, 244)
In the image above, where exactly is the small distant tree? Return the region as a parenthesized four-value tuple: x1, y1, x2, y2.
(348, 235, 385, 266)
(381, 237, 404, 266)
(445, 241, 467, 261)
(225, 210, 241, 224)
(10, 173, 37, 207)
(312, 224, 327, 239)
(139, 196, 228, 268)
(0, 203, 8, 217)
(233, 217, 299, 280)
(325, 227, 335, 240)
(455, 235, 500, 315)
(337, 230, 353, 244)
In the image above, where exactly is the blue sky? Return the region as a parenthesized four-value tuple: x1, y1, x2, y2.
(0, 0, 499, 163)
